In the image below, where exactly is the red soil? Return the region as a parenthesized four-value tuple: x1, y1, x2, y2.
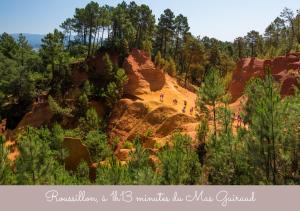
(108, 49, 199, 157)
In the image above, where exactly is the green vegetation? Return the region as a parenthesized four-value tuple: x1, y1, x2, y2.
(0, 135, 16, 184)
(234, 8, 300, 59)
(197, 68, 226, 142)
(197, 66, 300, 185)
(159, 133, 202, 185)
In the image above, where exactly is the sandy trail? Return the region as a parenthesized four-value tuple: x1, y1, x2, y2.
(138, 74, 198, 116)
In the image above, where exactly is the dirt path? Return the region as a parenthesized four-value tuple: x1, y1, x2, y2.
(138, 74, 197, 117)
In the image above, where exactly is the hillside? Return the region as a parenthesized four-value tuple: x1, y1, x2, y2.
(9, 49, 300, 163)
(108, 49, 199, 151)
(5, 48, 300, 164)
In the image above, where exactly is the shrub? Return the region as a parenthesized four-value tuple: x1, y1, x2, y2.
(123, 140, 133, 149)
(158, 133, 202, 185)
(164, 58, 176, 76)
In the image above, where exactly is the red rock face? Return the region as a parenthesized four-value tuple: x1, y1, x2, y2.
(123, 49, 165, 95)
(63, 137, 92, 170)
(229, 53, 300, 102)
(107, 49, 199, 150)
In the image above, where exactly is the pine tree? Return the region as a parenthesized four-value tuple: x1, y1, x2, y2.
(0, 33, 18, 59)
(164, 58, 176, 76)
(60, 18, 73, 49)
(154, 51, 164, 67)
(181, 34, 206, 87)
(281, 91, 300, 183)
(40, 29, 71, 95)
(102, 53, 113, 80)
(85, 1, 100, 57)
(0, 135, 16, 184)
(141, 39, 153, 55)
(48, 95, 73, 122)
(71, 161, 91, 185)
(127, 138, 160, 185)
(50, 123, 68, 164)
(156, 9, 175, 58)
(244, 66, 285, 184)
(158, 133, 202, 185)
(102, 67, 127, 108)
(77, 92, 89, 117)
(82, 80, 92, 97)
(17, 34, 32, 66)
(15, 127, 57, 184)
(197, 68, 226, 143)
(174, 14, 190, 60)
(79, 108, 101, 136)
(84, 130, 112, 162)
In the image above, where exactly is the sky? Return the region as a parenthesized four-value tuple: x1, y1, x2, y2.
(0, 0, 299, 42)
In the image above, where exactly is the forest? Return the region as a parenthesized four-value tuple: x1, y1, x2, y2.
(1, 1, 300, 185)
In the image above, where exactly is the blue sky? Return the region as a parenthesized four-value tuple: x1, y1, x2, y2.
(0, 0, 299, 41)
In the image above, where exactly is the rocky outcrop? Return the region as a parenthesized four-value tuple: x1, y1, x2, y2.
(63, 137, 92, 171)
(16, 102, 53, 129)
(229, 53, 300, 102)
(123, 49, 165, 95)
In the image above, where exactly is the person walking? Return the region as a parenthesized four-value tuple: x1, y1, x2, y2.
(184, 100, 187, 107)
(190, 107, 194, 114)
(173, 99, 178, 105)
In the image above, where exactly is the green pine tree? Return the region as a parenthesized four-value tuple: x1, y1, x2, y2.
(197, 68, 226, 144)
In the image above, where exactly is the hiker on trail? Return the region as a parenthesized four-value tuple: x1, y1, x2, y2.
(237, 114, 242, 127)
(184, 100, 187, 107)
(173, 99, 178, 105)
(182, 107, 186, 113)
(190, 107, 194, 114)
(160, 93, 164, 102)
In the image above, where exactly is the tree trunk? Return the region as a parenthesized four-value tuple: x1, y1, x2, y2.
(94, 27, 101, 52)
(270, 82, 277, 185)
(21, 49, 24, 66)
(100, 27, 105, 47)
(267, 137, 271, 181)
(164, 31, 167, 58)
(83, 26, 87, 45)
(213, 102, 217, 144)
(174, 36, 179, 60)
(184, 55, 193, 87)
(88, 24, 93, 57)
(92, 26, 99, 55)
(160, 33, 164, 56)
(107, 26, 111, 41)
(68, 31, 71, 50)
(135, 26, 140, 48)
